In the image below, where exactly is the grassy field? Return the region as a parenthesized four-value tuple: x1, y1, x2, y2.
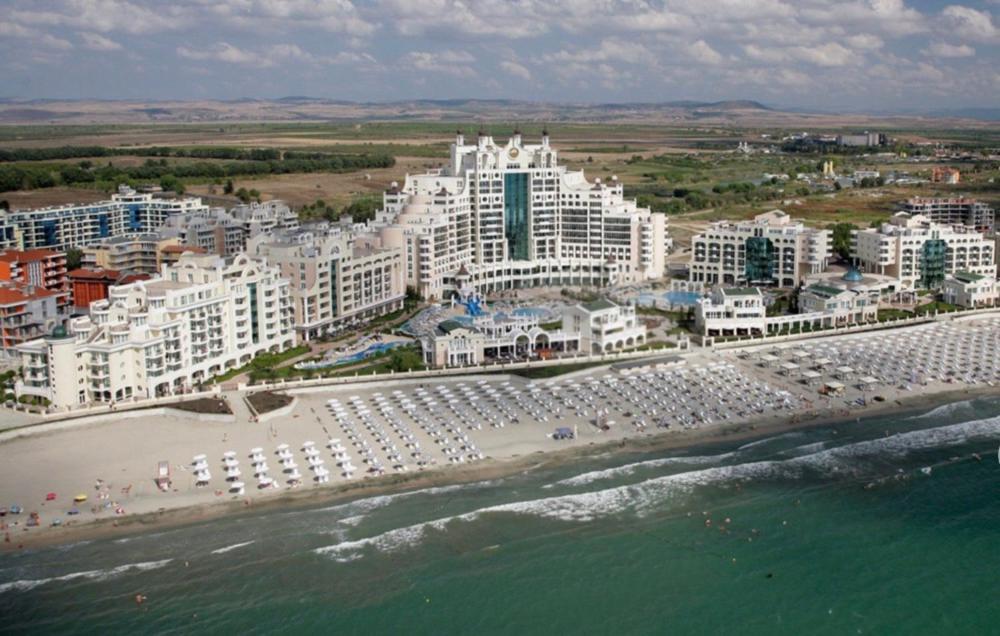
(1, 121, 996, 225)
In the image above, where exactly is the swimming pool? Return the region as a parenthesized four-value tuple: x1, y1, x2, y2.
(296, 342, 406, 370)
(629, 290, 702, 307)
(663, 291, 701, 306)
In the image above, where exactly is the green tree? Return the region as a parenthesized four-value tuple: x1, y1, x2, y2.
(830, 222, 857, 260)
(341, 195, 380, 223)
(223, 179, 234, 194)
(159, 174, 184, 194)
(65, 247, 84, 270)
(388, 347, 424, 372)
(235, 187, 251, 203)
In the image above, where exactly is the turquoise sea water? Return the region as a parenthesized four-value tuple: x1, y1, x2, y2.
(2, 396, 999, 634)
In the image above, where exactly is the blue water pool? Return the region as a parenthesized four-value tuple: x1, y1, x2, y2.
(512, 307, 550, 318)
(663, 291, 701, 305)
(298, 342, 406, 369)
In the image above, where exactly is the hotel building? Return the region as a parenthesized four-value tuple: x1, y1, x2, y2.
(372, 131, 670, 299)
(17, 253, 295, 408)
(899, 197, 993, 233)
(0, 186, 208, 250)
(82, 235, 186, 275)
(248, 225, 405, 341)
(851, 213, 996, 289)
(688, 210, 831, 288)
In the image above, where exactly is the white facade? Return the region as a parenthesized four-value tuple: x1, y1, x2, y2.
(695, 284, 877, 337)
(852, 213, 996, 289)
(561, 299, 646, 354)
(420, 313, 580, 368)
(249, 226, 406, 340)
(374, 131, 670, 299)
(798, 284, 878, 324)
(0, 186, 208, 250)
(17, 253, 295, 408)
(942, 272, 998, 308)
(695, 288, 767, 336)
(689, 210, 830, 288)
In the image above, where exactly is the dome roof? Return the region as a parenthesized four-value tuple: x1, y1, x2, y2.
(842, 267, 864, 282)
(50, 325, 69, 339)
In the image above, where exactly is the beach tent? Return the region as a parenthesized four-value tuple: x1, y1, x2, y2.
(822, 381, 845, 395)
(780, 362, 800, 375)
(801, 370, 822, 385)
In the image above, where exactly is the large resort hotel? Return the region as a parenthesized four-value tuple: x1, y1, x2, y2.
(372, 130, 670, 300)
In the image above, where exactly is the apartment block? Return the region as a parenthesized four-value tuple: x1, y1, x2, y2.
(17, 253, 295, 408)
(852, 213, 996, 289)
(689, 210, 831, 288)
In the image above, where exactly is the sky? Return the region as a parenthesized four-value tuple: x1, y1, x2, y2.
(0, 0, 998, 111)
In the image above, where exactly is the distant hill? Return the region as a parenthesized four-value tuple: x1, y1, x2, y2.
(0, 97, 990, 129)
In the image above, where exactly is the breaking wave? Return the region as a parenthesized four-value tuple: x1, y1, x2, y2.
(315, 416, 1000, 561)
(210, 541, 254, 555)
(0, 559, 173, 595)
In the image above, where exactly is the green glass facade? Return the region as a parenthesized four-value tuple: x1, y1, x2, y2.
(744, 236, 775, 283)
(920, 239, 947, 288)
(248, 282, 259, 344)
(504, 172, 530, 261)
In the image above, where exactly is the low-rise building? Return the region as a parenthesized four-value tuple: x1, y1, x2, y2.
(695, 288, 767, 337)
(67, 268, 150, 311)
(852, 213, 996, 289)
(798, 283, 878, 325)
(562, 298, 646, 354)
(689, 210, 830, 288)
(942, 271, 998, 308)
(16, 253, 295, 408)
(696, 277, 878, 338)
(420, 312, 579, 368)
(930, 167, 961, 185)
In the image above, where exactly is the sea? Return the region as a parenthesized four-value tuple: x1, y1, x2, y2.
(2, 396, 999, 635)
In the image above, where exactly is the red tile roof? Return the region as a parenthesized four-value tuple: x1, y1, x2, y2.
(0, 283, 56, 305)
(160, 245, 206, 254)
(68, 267, 122, 281)
(0, 249, 64, 263)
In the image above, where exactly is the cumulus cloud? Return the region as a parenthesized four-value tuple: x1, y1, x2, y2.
(500, 60, 532, 81)
(923, 41, 976, 58)
(176, 42, 370, 68)
(0, 0, 997, 109)
(689, 39, 724, 66)
(399, 50, 477, 77)
(79, 31, 122, 51)
(942, 5, 997, 41)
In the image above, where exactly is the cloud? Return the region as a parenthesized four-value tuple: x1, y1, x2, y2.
(689, 39, 724, 66)
(924, 41, 976, 58)
(175, 41, 380, 70)
(547, 39, 653, 65)
(11, 0, 186, 35)
(0, 20, 73, 50)
(942, 5, 997, 42)
(399, 50, 477, 77)
(500, 60, 532, 81)
(80, 31, 122, 50)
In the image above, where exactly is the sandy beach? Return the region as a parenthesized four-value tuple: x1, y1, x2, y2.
(3, 315, 999, 550)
